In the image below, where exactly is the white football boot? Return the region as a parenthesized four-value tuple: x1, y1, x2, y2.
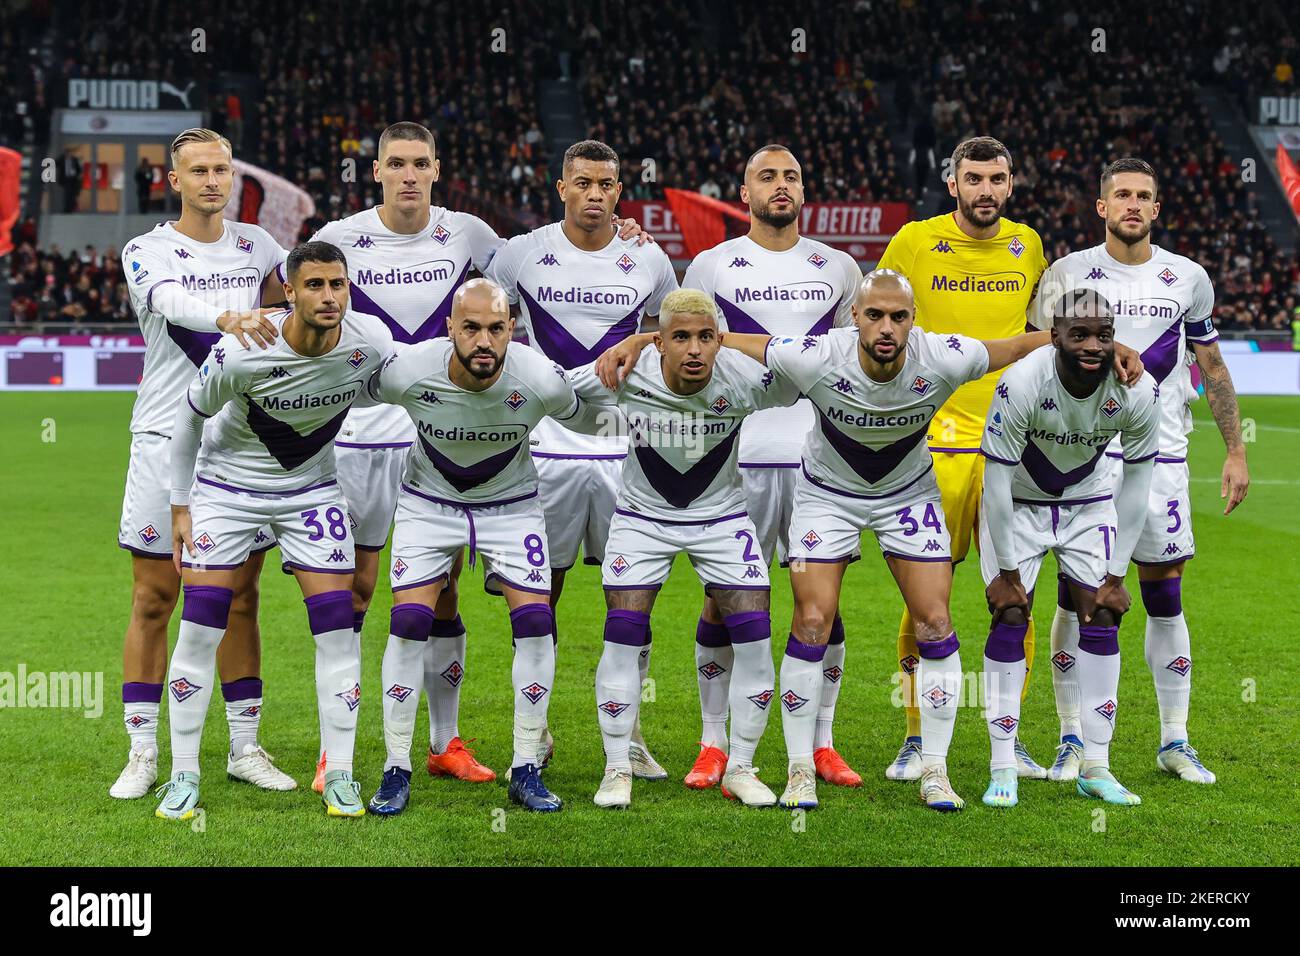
(594, 768, 633, 808)
(227, 744, 298, 790)
(110, 747, 158, 799)
(721, 765, 777, 807)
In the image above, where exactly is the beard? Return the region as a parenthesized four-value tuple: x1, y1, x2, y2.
(957, 193, 1002, 228)
(1060, 348, 1112, 390)
(454, 345, 504, 380)
(1106, 215, 1152, 246)
(753, 196, 800, 229)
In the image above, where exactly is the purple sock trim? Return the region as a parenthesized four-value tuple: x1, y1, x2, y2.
(430, 614, 466, 638)
(604, 608, 651, 647)
(919, 630, 960, 660)
(390, 603, 435, 641)
(181, 585, 233, 630)
(221, 677, 262, 702)
(1079, 624, 1120, 656)
(352, 610, 367, 635)
(723, 610, 771, 645)
(1140, 577, 1182, 618)
(1057, 574, 1076, 613)
(828, 614, 846, 646)
(785, 634, 828, 663)
(984, 621, 1027, 662)
(304, 589, 354, 635)
(695, 619, 730, 648)
(122, 681, 163, 704)
(510, 602, 555, 639)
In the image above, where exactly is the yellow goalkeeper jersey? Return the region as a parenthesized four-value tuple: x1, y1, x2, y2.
(876, 213, 1047, 449)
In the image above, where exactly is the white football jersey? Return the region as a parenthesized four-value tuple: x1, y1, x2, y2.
(185, 309, 396, 492)
(1030, 244, 1216, 458)
(684, 235, 861, 465)
(766, 327, 989, 498)
(312, 206, 504, 446)
(370, 339, 588, 504)
(568, 346, 800, 522)
(125, 220, 287, 436)
(485, 222, 678, 455)
(981, 345, 1160, 502)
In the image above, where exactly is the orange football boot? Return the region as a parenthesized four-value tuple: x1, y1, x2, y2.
(683, 744, 727, 789)
(426, 737, 497, 782)
(814, 746, 863, 787)
(311, 753, 326, 794)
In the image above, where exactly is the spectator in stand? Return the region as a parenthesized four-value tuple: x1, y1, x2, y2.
(134, 157, 153, 213)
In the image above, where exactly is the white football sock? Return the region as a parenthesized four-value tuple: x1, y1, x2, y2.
(780, 636, 825, 767)
(167, 586, 232, 776)
(695, 618, 731, 751)
(308, 591, 363, 774)
(596, 637, 643, 771)
(1144, 612, 1191, 745)
(122, 682, 161, 754)
(1077, 624, 1121, 768)
(510, 604, 556, 769)
(1050, 603, 1083, 740)
(917, 633, 961, 769)
(221, 678, 262, 757)
(814, 616, 846, 751)
(983, 621, 1027, 771)
(425, 616, 466, 754)
(725, 612, 774, 769)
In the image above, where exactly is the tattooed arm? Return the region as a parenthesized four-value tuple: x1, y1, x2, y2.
(1190, 339, 1249, 515)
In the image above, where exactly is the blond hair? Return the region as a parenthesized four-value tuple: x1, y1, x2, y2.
(170, 128, 233, 167)
(660, 288, 717, 324)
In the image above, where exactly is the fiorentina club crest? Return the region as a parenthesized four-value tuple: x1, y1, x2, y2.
(432, 224, 451, 244)
(348, 349, 367, 369)
(193, 532, 216, 553)
(823, 665, 843, 683)
(1007, 236, 1025, 258)
(239, 705, 260, 718)
(392, 557, 408, 579)
(236, 236, 253, 253)
(807, 252, 827, 269)
(698, 661, 727, 680)
(709, 395, 732, 415)
(521, 682, 549, 704)
(126, 714, 151, 728)
(138, 525, 160, 545)
(616, 253, 635, 274)
(748, 689, 774, 710)
(1101, 397, 1122, 418)
(1094, 699, 1117, 722)
(1051, 651, 1076, 672)
(441, 661, 464, 686)
(910, 376, 933, 396)
(609, 554, 630, 577)
(505, 390, 528, 411)
(1158, 267, 1177, 286)
(990, 714, 1019, 734)
(899, 654, 919, 675)
(169, 677, 202, 702)
(781, 690, 810, 712)
(336, 683, 362, 711)
(800, 530, 821, 551)
(598, 700, 630, 718)
(923, 686, 953, 708)
(1166, 656, 1192, 677)
(385, 684, 414, 703)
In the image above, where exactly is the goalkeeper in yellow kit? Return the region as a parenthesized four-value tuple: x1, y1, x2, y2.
(875, 137, 1050, 780)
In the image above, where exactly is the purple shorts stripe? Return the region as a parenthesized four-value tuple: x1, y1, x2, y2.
(221, 677, 262, 702)
(531, 452, 627, 460)
(723, 610, 770, 645)
(797, 553, 857, 564)
(704, 583, 770, 592)
(119, 542, 172, 560)
(196, 475, 338, 497)
(919, 631, 959, 659)
(603, 583, 665, 591)
(390, 603, 435, 641)
(336, 441, 413, 449)
(491, 573, 551, 597)
(1062, 573, 1100, 594)
(1124, 452, 1158, 464)
(250, 538, 277, 555)
(1155, 456, 1187, 464)
(738, 462, 800, 469)
(928, 447, 982, 455)
(784, 634, 828, 663)
(355, 543, 386, 552)
(181, 560, 245, 571)
(614, 508, 749, 527)
(1105, 451, 1123, 460)
(400, 483, 538, 510)
(800, 461, 933, 500)
(510, 603, 555, 639)
(282, 561, 354, 575)
(1134, 553, 1194, 567)
(181, 585, 233, 630)
(696, 619, 730, 648)
(122, 681, 163, 704)
(880, 551, 952, 563)
(1012, 494, 1113, 508)
(304, 590, 354, 634)
(393, 572, 449, 593)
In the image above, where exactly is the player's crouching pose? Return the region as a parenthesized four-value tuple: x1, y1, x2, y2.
(979, 290, 1157, 808)
(365, 278, 607, 815)
(158, 242, 395, 820)
(705, 270, 1144, 812)
(582, 289, 801, 808)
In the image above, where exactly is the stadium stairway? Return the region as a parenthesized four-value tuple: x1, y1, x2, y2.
(1198, 84, 1297, 254)
(539, 79, 586, 220)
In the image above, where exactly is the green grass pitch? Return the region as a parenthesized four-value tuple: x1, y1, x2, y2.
(0, 392, 1295, 866)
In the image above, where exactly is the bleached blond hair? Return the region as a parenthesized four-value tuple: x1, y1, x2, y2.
(660, 288, 718, 325)
(170, 128, 233, 167)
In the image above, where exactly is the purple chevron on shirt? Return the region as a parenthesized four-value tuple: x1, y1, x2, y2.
(632, 426, 740, 509)
(518, 287, 646, 368)
(167, 322, 221, 368)
(713, 294, 838, 337)
(816, 409, 929, 485)
(246, 401, 350, 470)
(348, 260, 473, 344)
(1139, 321, 1182, 384)
(417, 432, 524, 493)
(1020, 439, 1108, 497)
